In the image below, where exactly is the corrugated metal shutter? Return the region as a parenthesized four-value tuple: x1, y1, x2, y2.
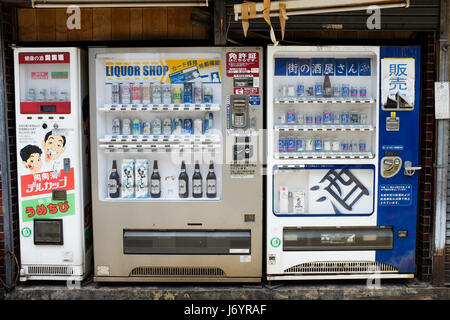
(225, 0, 440, 35)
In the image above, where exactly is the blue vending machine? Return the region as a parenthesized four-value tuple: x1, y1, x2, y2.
(266, 46, 421, 280)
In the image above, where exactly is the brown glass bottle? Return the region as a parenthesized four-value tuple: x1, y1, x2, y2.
(206, 161, 217, 198)
(150, 160, 161, 198)
(178, 161, 189, 198)
(192, 161, 203, 198)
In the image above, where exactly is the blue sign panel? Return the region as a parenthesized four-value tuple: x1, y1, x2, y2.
(299, 59, 311, 76)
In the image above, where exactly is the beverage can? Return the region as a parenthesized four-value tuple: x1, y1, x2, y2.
(203, 87, 213, 103)
(297, 84, 304, 97)
(333, 86, 341, 97)
(359, 140, 367, 152)
(340, 112, 350, 124)
(184, 119, 193, 134)
(332, 138, 340, 151)
(122, 118, 131, 135)
(193, 83, 202, 104)
(323, 138, 331, 151)
(286, 111, 296, 124)
(305, 138, 314, 151)
(341, 84, 350, 98)
(184, 82, 193, 103)
(193, 118, 203, 135)
(296, 111, 304, 125)
(314, 139, 322, 152)
(341, 141, 349, 152)
(120, 83, 131, 104)
(323, 111, 332, 124)
(27, 88, 36, 102)
(315, 113, 322, 125)
(152, 84, 162, 104)
(314, 84, 323, 97)
(332, 111, 340, 125)
(351, 140, 358, 152)
(105, 83, 112, 104)
(37, 88, 47, 102)
(142, 121, 151, 135)
(305, 114, 313, 125)
(162, 84, 172, 104)
(173, 118, 183, 134)
(360, 87, 367, 98)
(142, 82, 151, 104)
(132, 118, 141, 135)
(278, 136, 287, 152)
(350, 111, 359, 124)
(359, 112, 368, 125)
(287, 86, 296, 97)
(351, 86, 358, 98)
(151, 118, 162, 135)
(131, 82, 141, 104)
(287, 135, 296, 152)
(173, 86, 182, 104)
(112, 118, 121, 135)
(306, 86, 314, 97)
(163, 118, 172, 135)
(296, 138, 304, 152)
(111, 83, 120, 104)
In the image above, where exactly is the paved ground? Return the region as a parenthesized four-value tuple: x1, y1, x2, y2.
(2, 277, 450, 300)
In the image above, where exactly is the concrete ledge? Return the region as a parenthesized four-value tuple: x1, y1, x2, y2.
(4, 279, 450, 300)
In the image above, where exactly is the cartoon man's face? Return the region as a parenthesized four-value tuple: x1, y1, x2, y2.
(23, 153, 42, 174)
(43, 135, 66, 162)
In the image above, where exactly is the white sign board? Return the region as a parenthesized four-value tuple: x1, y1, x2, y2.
(435, 82, 450, 119)
(381, 58, 415, 108)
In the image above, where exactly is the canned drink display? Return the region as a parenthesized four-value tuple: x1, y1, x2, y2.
(122, 118, 131, 135)
(203, 87, 213, 103)
(314, 139, 322, 152)
(287, 86, 296, 97)
(314, 113, 322, 125)
(340, 111, 350, 125)
(120, 83, 131, 104)
(331, 138, 340, 151)
(151, 118, 162, 135)
(163, 118, 173, 135)
(332, 111, 340, 125)
(279, 85, 288, 98)
(323, 111, 332, 125)
(184, 119, 193, 134)
(351, 87, 358, 98)
(314, 83, 323, 97)
(278, 135, 287, 152)
(341, 141, 350, 152)
(132, 119, 141, 135)
(49, 88, 58, 101)
(323, 138, 331, 152)
(193, 118, 203, 135)
(112, 83, 120, 104)
(306, 86, 314, 97)
(131, 82, 142, 104)
(296, 137, 304, 152)
(162, 84, 172, 104)
(173, 118, 183, 134)
(359, 140, 367, 152)
(350, 111, 360, 125)
(173, 86, 183, 104)
(193, 83, 202, 104)
(152, 84, 162, 104)
(105, 83, 112, 104)
(37, 88, 47, 102)
(359, 86, 367, 98)
(59, 90, 69, 101)
(183, 82, 193, 104)
(142, 121, 151, 135)
(204, 112, 213, 132)
(112, 118, 121, 135)
(287, 135, 296, 152)
(305, 113, 313, 125)
(296, 111, 304, 125)
(142, 83, 151, 104)
(297, 84, 304, 97)
(27, 88, 36, 102)
(286, 111, 296, 124)
(350, 140, 358, 152)
(341, 84, 350, 98)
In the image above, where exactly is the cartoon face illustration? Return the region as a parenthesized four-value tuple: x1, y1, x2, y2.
(20, 145, 42, 174)
(42, 131, 66, 163)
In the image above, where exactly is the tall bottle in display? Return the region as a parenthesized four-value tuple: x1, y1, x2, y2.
(206, 161, 217, 198)
(192, 161, 203, 198)
(178, 161, 189, 198)
(108, 160, 120, 198)
(150, 160, 161, 198)
(323, 72, 332, 97)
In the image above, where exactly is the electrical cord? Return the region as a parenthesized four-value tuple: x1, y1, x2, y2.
(0, 250, 20, 292)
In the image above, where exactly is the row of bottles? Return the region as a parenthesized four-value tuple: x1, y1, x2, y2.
(108, 159, 217, 199)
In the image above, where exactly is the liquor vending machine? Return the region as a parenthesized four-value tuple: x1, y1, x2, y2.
(266, 46, 421, 280)
(89, 47, 263, 282)
(13, 47, 92, 281)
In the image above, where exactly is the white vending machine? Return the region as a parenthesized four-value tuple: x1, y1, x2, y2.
(13, 47, 92, 281)
(89, 47, 263, 282)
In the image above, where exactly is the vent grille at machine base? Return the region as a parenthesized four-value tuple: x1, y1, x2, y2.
(284, 261, 398, 274)
(27, 265, 74, 276)
(129, 266, 226, 277)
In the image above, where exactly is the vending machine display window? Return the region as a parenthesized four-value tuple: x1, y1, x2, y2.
(34, 219, 64, 245)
